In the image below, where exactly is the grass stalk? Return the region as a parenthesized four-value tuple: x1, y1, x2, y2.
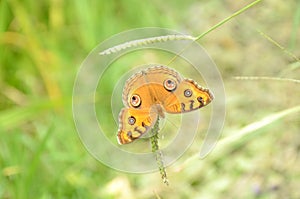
(150, 117, 169, 185)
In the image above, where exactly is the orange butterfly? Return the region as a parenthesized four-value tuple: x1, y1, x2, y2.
(117, 66, 214, 144)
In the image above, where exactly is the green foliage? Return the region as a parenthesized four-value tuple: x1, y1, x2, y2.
(0, 0, 299, 198)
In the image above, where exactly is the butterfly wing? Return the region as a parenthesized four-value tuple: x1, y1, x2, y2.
(163, 79, 214, 113)
(117, 108, 158, 144)
(117, 65, 213, 144)
(122, 66, 183, 108)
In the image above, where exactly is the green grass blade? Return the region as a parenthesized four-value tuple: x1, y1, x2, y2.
(195, 0, 263, 41)
(179, 105, 300, 169)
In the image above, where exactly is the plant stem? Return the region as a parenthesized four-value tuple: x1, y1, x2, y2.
(150, 117, 169, 185)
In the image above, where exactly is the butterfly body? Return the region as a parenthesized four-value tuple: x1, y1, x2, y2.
(117, 66, 213, 144)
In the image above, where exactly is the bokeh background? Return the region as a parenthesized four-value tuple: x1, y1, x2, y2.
(1, 0, 300, 198)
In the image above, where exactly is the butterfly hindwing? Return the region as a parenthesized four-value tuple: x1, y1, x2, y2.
(117, 108, 158, 144)
(163, 79, 214, 113)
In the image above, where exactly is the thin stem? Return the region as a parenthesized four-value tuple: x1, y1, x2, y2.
(233, 76, 300, 84)
(195, 0, 262, 41)
(150, 117, 169, 185)
(167, 0, 262, 66)
(256, 29, 300, 63)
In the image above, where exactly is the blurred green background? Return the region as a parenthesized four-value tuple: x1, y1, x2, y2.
(1, 0, 300, 198)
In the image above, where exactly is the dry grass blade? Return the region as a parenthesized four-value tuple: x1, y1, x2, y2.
(233, 76, 300, 84)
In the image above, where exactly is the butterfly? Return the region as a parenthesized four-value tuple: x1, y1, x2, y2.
(117, 65, 214, 144)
